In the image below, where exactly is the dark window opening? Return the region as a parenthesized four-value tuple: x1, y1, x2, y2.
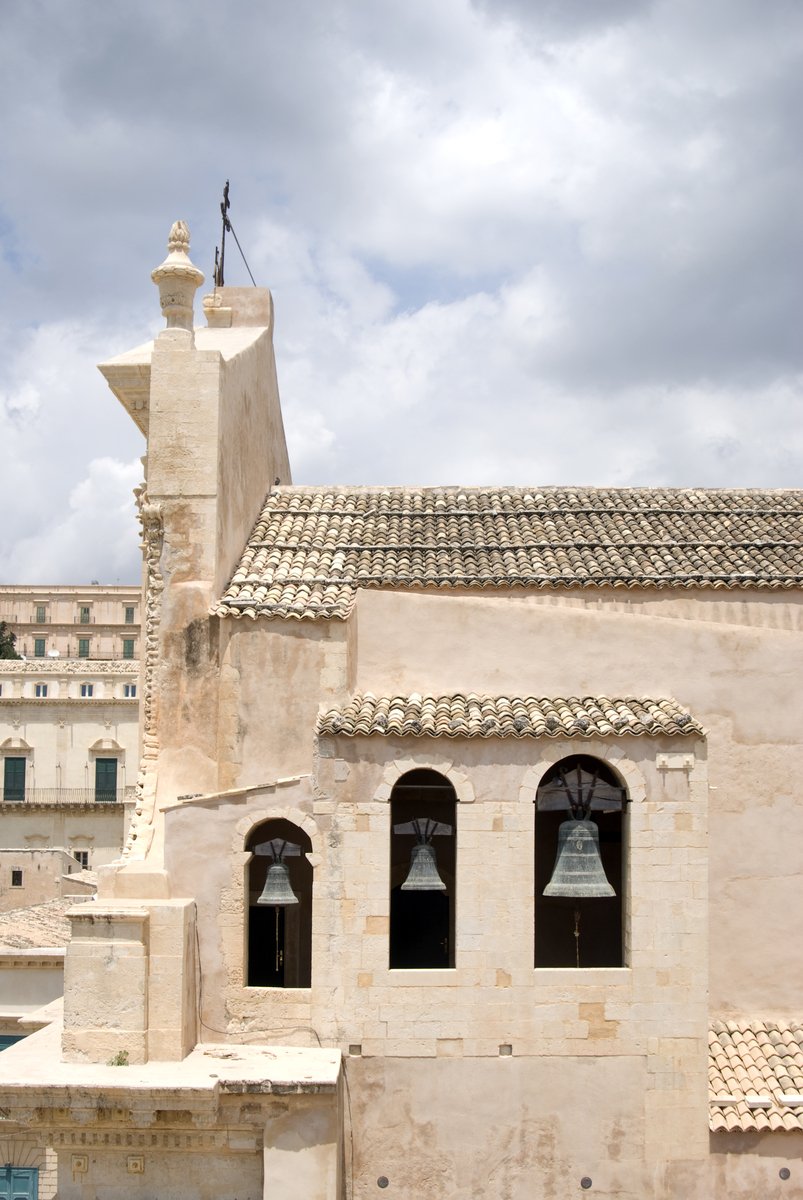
(95, 758, 118, 803)
(535, 755, 625, 969)
(246, 818, 312, 988)
(73, 850, 89, 868)
(3, 758, 25, 803)
(10, 869, 22, 888)
(390, 769, 456, 969)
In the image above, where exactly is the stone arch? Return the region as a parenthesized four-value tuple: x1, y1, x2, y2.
(374, 753, 475, 804)
(234, 806, 323, 865)
(231, 805, 321, 990)
(524, 741, 638, 970)
(387, 765, 458, 970)
(518, 740, 646, 807)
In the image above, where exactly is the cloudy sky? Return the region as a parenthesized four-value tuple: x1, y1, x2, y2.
(1, 0, 801, 584)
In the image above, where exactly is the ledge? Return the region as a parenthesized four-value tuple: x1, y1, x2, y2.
(0, 1022, 341, 1111)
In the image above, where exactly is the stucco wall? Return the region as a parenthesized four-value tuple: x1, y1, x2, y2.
(349, 587, 803, 1015)
(0, 954, 63, 1010)
(217, 621, 350, 792)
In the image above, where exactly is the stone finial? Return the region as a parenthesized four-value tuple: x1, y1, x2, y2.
(166, 220, 191, 254)
(151, 220, 205, 332)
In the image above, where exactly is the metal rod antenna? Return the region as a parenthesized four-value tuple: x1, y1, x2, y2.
(215, 180, 231, 287)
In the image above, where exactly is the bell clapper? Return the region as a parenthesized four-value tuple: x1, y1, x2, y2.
(574, 905, 581, 969)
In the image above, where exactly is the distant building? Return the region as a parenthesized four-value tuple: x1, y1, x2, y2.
(0, 584, 141, 663)
(0, 587, 139, 869)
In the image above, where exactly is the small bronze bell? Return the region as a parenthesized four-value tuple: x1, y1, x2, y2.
(257, 861, 299, 906)
(401, 842, 446, 892)
(543, 819, 615, 898)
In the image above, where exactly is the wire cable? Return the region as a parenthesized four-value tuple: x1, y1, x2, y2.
(227, 220, 257, 287)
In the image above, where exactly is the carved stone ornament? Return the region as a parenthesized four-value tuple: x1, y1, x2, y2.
(151, 220, 204, 331)
(125, 483, 165, 860)
(0, 660, 137, 676)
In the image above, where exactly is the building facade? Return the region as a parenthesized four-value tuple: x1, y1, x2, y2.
(0, 224, 800, 1200)
(0, 657, 137, 869)
(0, 585, 141, 663)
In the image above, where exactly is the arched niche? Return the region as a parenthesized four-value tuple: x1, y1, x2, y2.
(389, 768, 456, 970)
(245, 817, 313, 988)
(534, 754, 627, 969)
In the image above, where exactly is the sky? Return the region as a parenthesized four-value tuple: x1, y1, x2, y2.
(1, 0, 802, 585)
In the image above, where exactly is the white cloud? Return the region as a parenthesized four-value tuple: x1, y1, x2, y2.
(1, 457, 142, 584)
(0, 318, 145, 581)
(0, 0, 801, 584)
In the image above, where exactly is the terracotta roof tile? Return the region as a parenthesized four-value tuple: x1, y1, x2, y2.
(0, 899, 75, 951)
(709, 1021, 803, 1132)
(215, 486, 803, 619)
(317, 694, 702, 739)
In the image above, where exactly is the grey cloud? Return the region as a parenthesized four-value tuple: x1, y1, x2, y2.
(470, 0, 651, 39)
(0, 0, 802, 582)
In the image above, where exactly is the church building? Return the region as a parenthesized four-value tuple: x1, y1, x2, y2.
(0, 221, 800, 1200)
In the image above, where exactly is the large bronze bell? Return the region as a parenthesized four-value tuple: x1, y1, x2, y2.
(401, 842, 446, 891)
(543, 819, 615, 898)
(257, 861, 299, 906)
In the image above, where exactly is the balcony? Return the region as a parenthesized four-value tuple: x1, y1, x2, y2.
(0, 787, 134, 807)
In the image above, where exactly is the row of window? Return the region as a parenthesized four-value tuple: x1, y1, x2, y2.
(2, 757, 121, 803)
(28, 637, 137, 658)
(78, 683, 137, 698)
(27, 603, 137, 625)
(0, 682, 136, 699)
(245, 757, 626, 989)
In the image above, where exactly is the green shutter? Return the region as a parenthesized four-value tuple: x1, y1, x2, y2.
(95, 758, 118, 802)
(122, 638, 135, 659)
(3, 758, 25, 803)
(33, 638, 45, 657)
(0, 1166, 39, 1200)
(78, 638, 90, 658)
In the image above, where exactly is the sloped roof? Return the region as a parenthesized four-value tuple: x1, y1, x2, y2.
(709, 1021, 803, 1132)
(215, 486, 803, 620)
(317, 693, 702, 739)
(0, 899, 74, 951)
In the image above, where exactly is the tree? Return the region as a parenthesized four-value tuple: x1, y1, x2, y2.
(0, 621, 21, 659)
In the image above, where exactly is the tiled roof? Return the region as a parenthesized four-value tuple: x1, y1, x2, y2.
(0, 899, 74, 951)
(316, 693, 702, 739)
(215, 486, 803, 620)
(709, 1021, 803, 1132)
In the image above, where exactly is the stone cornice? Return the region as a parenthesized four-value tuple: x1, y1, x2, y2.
(0, 661, 139, 676)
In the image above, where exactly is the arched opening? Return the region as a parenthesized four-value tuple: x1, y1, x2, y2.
(534, 755, 626, 968)
(245, 818, 312, 988)
(390, 769, 456, 969)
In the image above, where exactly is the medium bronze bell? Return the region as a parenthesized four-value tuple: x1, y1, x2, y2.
(257, 861, 299, 906)
(543, 819, 615, 898)
(401, 842, 446, 891)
